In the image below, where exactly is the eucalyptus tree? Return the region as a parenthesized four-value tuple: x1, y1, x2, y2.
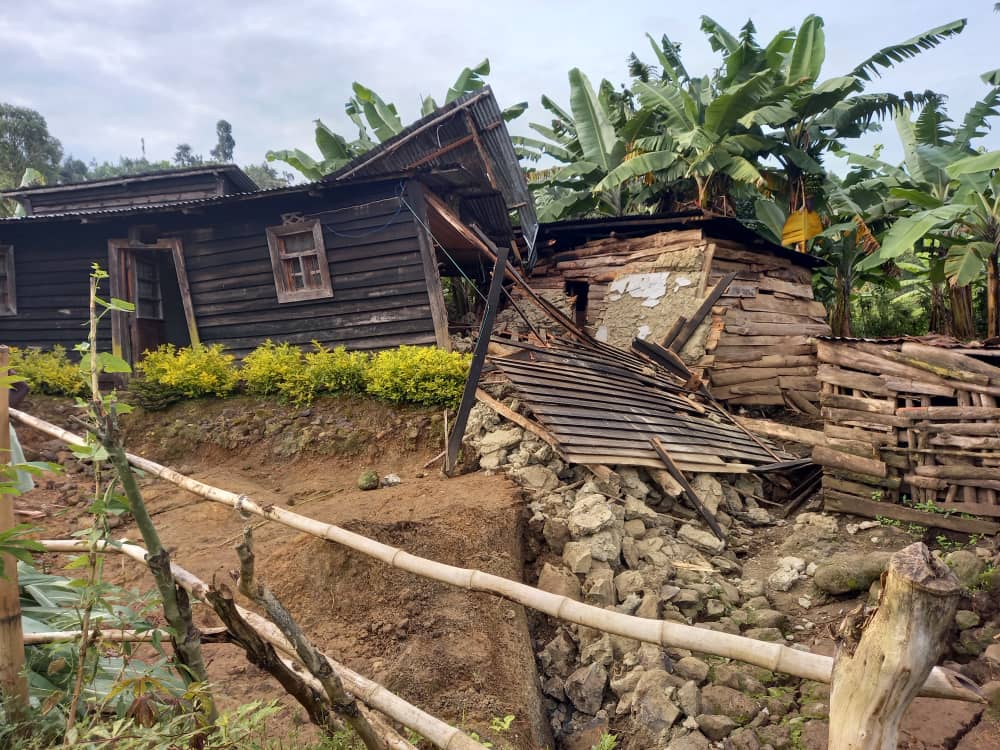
(268, 60, 527, 181)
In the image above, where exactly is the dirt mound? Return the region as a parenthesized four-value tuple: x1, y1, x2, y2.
(17, 395, 550, 749)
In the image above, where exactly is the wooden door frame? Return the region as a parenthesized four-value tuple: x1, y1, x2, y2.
(108, 237, 200, 364)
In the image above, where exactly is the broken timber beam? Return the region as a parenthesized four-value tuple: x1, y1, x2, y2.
(670, 272, 738, 353)
(650, 437, 725, 540)
(445, 243, 509, 472)
(822, 493, 999, 536)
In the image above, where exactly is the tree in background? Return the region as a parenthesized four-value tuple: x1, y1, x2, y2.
(0, 103, 63, 190)
(210, 120, 235, 162)
(241, 162, 294, 189)
(173, 143, 203, 167)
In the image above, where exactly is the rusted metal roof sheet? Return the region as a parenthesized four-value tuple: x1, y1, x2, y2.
(325, 87, 538, 266)
(486, 340, 778, 472)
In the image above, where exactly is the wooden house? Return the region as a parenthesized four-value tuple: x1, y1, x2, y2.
(0, 88, 537, 363)
(496, 212, 831, 409)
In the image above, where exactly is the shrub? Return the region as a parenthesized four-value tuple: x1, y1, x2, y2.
(137, 344, 240, 400)
(239, 340, 304, 399)
(8, 346, 86, 397)
(365, 346, 471, 407)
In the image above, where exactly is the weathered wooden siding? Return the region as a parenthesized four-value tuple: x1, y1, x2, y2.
(0, 227, 111, 351)
(179, 184, 437, 356)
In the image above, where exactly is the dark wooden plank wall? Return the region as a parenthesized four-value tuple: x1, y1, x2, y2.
(180, 185, 437, 356)
(0, 227, 111, 351)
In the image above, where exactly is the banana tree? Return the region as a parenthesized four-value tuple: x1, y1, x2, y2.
(856, 90, 1000, 338)
(268, 60, 527, 181)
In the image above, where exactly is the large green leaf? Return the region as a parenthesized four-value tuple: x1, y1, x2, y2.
(595, 151, 677, 192)
(700, 16, 740, 54)
(792, 76, 862, 119)
(265, 149, 324, 181)
(634, 81, 694, 130)
(787, 15, 826, 83)
(956, 88, 1000, 148)
(850, 19, 966, 82)
(502, 101, 529, 122)
(763, 27, 796, 68)
(352, 83, 403, 142)
(859, 203, 969, 269)
(568, 68, 624, 175)
(645, 33, 689, 84)
(314, 120, 352, 162)
(946, 150, 1000, 178)
(703, 70, 774, 135)
(446, 59, 491, 103)
(754, 199, 787, 244)
(888, 187, 943, 209)
(944, 241, 992, 286)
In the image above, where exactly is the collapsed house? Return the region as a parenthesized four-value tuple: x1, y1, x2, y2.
(811, 336, 1000, 531)
(497, 212, 831, 410)
(0, 88, 535, 363)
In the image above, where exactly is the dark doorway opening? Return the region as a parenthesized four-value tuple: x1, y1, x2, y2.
(565, 280, 589, 329)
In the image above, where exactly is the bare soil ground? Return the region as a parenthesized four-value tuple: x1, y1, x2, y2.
(17, 395, 550, 749)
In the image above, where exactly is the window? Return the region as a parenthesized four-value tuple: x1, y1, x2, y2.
(265, 221, 333, 303)
(0, 246, 15, 316)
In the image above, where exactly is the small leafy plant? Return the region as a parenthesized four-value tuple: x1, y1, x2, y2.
(365, 346, 471, 407)
(8, 345, 86, 396)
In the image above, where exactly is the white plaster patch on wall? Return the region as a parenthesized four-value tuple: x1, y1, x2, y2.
(636, 325, 651, 340)
(609, 272, 670, 309)
(595, 325, 609, 342)
(673, 275, 693, 288)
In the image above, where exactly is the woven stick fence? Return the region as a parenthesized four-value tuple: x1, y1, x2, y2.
(14, 408, 981, 703)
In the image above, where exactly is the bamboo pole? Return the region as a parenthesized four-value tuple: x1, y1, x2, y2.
(23, 628, 227, 645)
(16, 412, 984, 703)
(38, 539, 478, 750)
(0, 348, 27, 719)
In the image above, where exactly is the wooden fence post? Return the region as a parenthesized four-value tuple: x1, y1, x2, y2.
(828, 542, 963, 750)
(0, 346, 28, 719)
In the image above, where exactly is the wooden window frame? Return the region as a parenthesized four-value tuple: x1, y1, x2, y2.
(0, 245, 16, 316)
(265, 221, 333, 303)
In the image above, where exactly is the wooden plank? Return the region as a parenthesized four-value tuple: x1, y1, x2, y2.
(671, 272, 738, 352)
(816, 364, 890, 396)
(824, 424, 898, 447)
(724, 322, 831, 336)
(168, 238, 201, 347)
(446, 243, 508, 471)
(408, 184, 452, 350)
(714, 334, 812, 347)
(823, 493, 999, 536)
(712, 366, 816, 387)
(900, 342, 1000, 380)
(712, 354, 817, 370)
(738, 296, 826, 316)
(812, 445, 888, 478)
(662, 316, 687, 349)
(735, 417, 825, 446)
(754, 276, 816, 297)
(821, 393, 896, 416)
(897, 406, 1000, 421)
(712, 344, 815, 362)
(935, 502, 1000, 518)
(650, 437, 725, 540)
(821, 407, 911, 429)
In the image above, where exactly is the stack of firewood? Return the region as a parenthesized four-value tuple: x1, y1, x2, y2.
(814, 338, 1000, 530)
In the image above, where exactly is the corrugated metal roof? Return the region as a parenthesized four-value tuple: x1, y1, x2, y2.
(326, 87, 538, 266)
(1, 164, 259, 197)
(487, 339, 779, 472)
(539, 211, 824, 269)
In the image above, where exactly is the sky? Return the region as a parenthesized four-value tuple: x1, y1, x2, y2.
(2, 0, 999, 174)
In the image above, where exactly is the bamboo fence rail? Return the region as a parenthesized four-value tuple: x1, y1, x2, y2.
(38, 539, 471, 750)
(16, 408, 982, 703)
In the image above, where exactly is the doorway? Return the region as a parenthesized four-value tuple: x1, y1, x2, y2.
(108, 238, 200, 366)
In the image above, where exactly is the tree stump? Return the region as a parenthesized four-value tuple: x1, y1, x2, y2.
(828, 542, 962, 750)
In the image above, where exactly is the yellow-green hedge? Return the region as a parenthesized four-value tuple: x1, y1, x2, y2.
(137, 341, 469, 409)
(8, 346, 86, 397)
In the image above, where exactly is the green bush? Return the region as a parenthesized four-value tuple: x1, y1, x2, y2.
(239, 340, 304, 399)
(8, 346, 86, 397)
(137, 344, 240, 400)
(365, 346, 471, 407)
(294, 343, 370, 404)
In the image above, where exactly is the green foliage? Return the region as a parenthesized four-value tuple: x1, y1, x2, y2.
(239, 340, 304, 399)
(592, 734, 619, 750)
(300, 344, 370, 400)
(8, 345, 86, 396)
(135, 344, 240, 407)
(365, 346, 471, 408)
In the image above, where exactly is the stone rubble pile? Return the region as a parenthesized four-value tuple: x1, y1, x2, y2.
(463, 402, 841, 750)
